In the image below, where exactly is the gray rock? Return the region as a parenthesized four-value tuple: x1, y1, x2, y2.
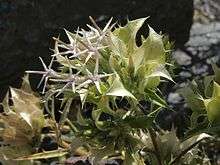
(173, 50, 192, 66)
(168, 92, 182, 104)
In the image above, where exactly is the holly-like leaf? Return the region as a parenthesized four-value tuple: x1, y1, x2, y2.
(106, 75, 136, 99)
(113, 17, 148, 55)
(146, 64, 174, 83)
(203, 81, 220, 124)
(109, 32, 127, 58)
(212, 81, 220, 97)
(205, 97, 220, 124)
(145, 89, 167, 108)
(132, 26, 166, 72)
(178, 84, 205, 113)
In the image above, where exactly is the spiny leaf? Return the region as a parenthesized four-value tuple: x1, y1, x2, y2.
(145, 89, 167, 108)
(143, 26, 166, 63)
(132, 25, 165, 72)
(205, 97, 220, 124)
(91, 109, 105, 130)
(109, 32, 127, 58)
(178, 84, 205, 113)
(212, 81, 220, 97)
(106, 75, 136, 99)
(146, 64, 174, 83)
(113, 17, 148, 54)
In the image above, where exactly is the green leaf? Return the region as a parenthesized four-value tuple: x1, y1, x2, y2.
(178, 84, 205, 113)
(146, 64, 174, 83)
(203, 81, 220, 124)
(144, 77, 160, 90)
(132, 26, 165, 72)
(212, 81, 220, 97)
(143, 26, 166, 63)
(113, 17, 148, 54)
(205, 96, 220, 124)
(106, 75, 136, 99)
(145, 89, 167, 108)
(92, 97, 115, 130)
(109, 32, 127, 58)
(109, 54, 122, 72)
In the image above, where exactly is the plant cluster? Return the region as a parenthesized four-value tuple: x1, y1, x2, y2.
(0, 17, 219, 165)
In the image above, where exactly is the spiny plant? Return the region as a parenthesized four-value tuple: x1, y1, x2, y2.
(28, 17, 175, 164)
(0, 17, 214, 165)
(179, 64, 220, 136)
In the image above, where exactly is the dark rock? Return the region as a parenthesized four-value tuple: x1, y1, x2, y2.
(0, 0, 193, 101)
(40, 136, 58, 151)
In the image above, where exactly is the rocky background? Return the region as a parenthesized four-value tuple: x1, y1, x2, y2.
(165, 0, 220, 163)
(166, 0, 220, 128)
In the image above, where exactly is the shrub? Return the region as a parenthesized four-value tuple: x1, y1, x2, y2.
(0, 17, 218, 165)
